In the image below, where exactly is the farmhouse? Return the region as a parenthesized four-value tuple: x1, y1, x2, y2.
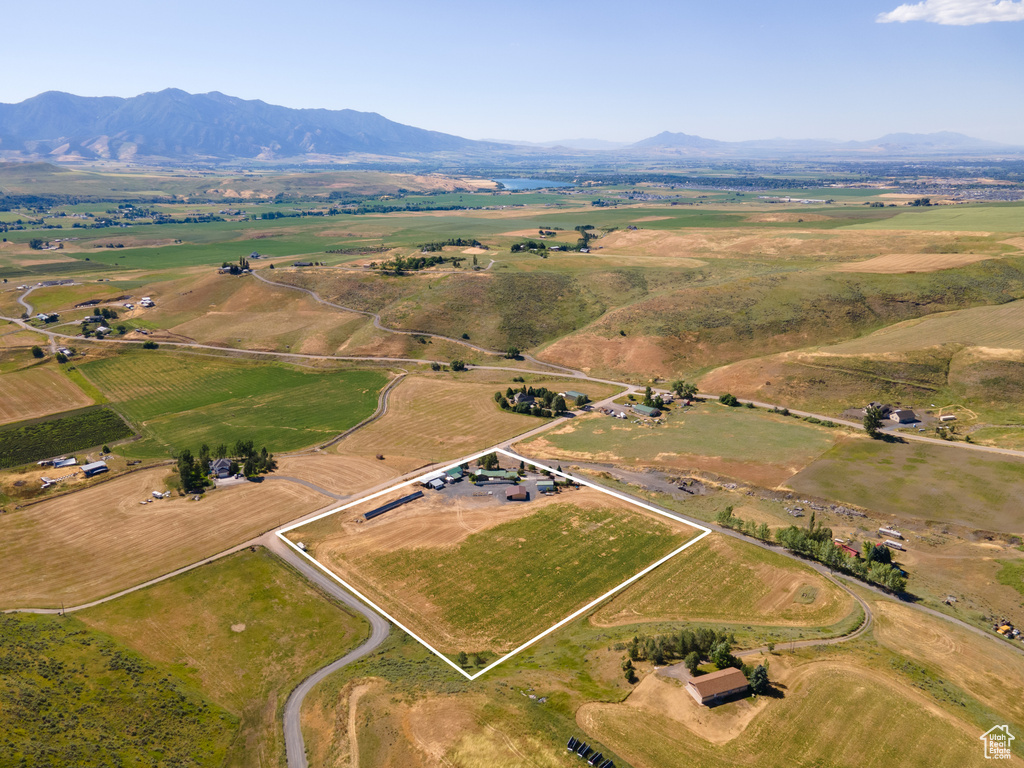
(81, 460, 108, 477)
(834, 539, 860, 558)
(632, 404, 661, 418)
(686, 667, 750, 706)
(209, 458, 232, 479)
(890, 409, 917, 424)
(513, 392, 535, 406)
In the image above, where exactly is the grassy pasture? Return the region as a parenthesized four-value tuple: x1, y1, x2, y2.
(336, 372, 622, 471)
(0, 363, 94, 424)
(81, 548, 368, 768)
(0, 613, 236, 768)
(579, 657, 985, 768)
(787, 437, 1024, 532)
(520, 403, 839, 486)
(0, 466, 331, 608)
(300, 496, 694, 654)
(591, 533, 855, 630)
(824, 298, 1024, 354)
(79, 352, 386, 457)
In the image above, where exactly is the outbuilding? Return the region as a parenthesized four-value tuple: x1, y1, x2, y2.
(632, 404, 662, 418)
(81, 460, 109, 477)
(563, 391, 587, 402)
(536, 479, 556, 493)
(686, 667, 750, 706)
(506, 486, 528, 501)
(445, 466, 464, 482)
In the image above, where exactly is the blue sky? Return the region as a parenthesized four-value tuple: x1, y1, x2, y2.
(3, 0, 1022, 143)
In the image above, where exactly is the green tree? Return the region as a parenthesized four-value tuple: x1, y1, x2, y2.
(456, 651, 469, 667)
(863, 405, 884, 439)
(176, 449, 202, 493)
(684, 651, 701, 675)
(552, 395, 567, 413)
(55, 352, 68, 364)
(450, 360, 467, 371)
(575, 393, 590, 406)
(622, 657, 636, 683)
(30, 345, 44, 358)
(719, 393, 739, 407)
(711, 640, 737, 669)
(504, 347, 520, 359)
(671, 380, 698, 399)
(749, 664, 770, 695)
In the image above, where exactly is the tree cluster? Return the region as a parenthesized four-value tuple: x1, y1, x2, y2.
(176, 440, 278, 492)
(220, 256, 250, 275)
(670, 380, 698, 399)
(494, 385, 567, 417)
(510, 239, 547, 253)
(418, 238, 483, 252)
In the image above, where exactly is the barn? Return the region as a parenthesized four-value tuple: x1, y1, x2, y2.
(686, 668, 750, 706)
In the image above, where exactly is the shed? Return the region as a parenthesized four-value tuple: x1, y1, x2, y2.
(419, 469, 447, 486)
(632, 404, 662, 418)
(685, 667, 750, 706)
(536, 479, 556, 493)
(428, 478, 445, 491)
(563, 391, 587, 402)
(81, 460, 108, 477)
(53, 458, 77, 469)
(506, 486, 528, 501)
(444, 466, 464, 481)
(475, 469, 519, 481)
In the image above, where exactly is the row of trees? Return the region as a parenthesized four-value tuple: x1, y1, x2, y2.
(717, 506, 907, 593)
(371, 254, 460, 273)
(418, 238, 483, 252)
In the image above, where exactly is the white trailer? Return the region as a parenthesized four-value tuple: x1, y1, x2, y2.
(879, 527, 902, 539)
(884, 539, 905, 551)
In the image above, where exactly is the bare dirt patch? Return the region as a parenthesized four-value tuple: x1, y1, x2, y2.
(831, 252, 995, 273)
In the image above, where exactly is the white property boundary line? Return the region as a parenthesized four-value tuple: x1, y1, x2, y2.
(277, 447, 711, 680)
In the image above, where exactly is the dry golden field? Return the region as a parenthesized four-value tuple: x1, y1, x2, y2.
(0, 365, 94, 424)
(830, 251, 995, 273)
(335, 373, 622, 471)
(0, 467, 331, 607)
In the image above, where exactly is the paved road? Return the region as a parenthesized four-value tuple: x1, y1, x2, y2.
(264, 535, 390, 768)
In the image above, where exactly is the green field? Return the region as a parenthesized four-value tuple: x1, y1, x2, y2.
(79, 353, 387, 457)
(845, 202, 1024, 232)
(522, 403, 840, 485)
(0, 613, 236, 767)
(788, 438, 1024, 532)
(997, 560, 1024, 597)
(0, 406, 133, 468)
(81, 548, 369, 768)
(304, 500, 693, 654)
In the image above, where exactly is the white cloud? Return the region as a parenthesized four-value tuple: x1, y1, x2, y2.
(878, 0, 1024, 25)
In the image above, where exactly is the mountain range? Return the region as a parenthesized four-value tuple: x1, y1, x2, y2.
(0, 89, 1020, 164)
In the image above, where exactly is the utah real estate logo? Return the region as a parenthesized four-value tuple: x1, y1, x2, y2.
(981, 725, 1014, 760)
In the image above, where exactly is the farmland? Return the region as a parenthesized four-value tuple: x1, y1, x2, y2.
(591, 533, 855, 630)
(0, 466, 332, 607)
(0, 363, 94, 424)
(520, 402, 840, 486)
(81, 548, 368, 768)
(79, 352, 387, 457)
(823, 298, 1024, 354)
(0, 613, 236, 768)
(336, 372, 623, 471)
(293, 488, 696, 654)
(0, 406, 132, 468)
(787, 437, 1024, 532)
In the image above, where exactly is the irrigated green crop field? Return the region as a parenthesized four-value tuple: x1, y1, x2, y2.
(788, 438, 1024, 532)
(0, 407, 133, 468)
(79, 353, 387, 456)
